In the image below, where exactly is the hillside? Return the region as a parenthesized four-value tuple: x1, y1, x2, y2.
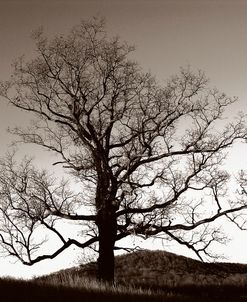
(2, 250, 247, 301)
(114, 250, 247, 288)
(38, 249, 247, 290)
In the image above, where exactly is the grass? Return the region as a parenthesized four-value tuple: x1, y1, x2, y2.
(0, 276, 189, 302)
(41, 250, 247, 289)
(2, 250, 247, 301)
(2, 275, 247, 302)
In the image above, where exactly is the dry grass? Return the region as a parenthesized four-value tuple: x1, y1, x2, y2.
(3, 250, 247, 301)
(0, 276, 188, 302)
(46, 250, 247, 289)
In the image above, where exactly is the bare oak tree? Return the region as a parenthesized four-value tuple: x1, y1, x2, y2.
(0, 18, 247, 282)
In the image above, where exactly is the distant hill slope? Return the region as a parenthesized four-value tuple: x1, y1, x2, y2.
(38, 250, 247, 289)
(114, 250, 247, 288)
(3, 250, 247, 302)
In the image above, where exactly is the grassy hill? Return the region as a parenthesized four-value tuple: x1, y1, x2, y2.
(2, 249, 247, 301)
(114, 250, 247, 288)
(38, 250, 247, 288)
(36, 250, 247, 298)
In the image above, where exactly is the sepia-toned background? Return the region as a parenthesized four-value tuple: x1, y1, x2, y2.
(0, 0, 247, 278)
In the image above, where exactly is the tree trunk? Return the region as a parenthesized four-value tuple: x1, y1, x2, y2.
(96, 206, 117, 283)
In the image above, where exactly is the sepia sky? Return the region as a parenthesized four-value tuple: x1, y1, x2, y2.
(1, 0, 247, 278)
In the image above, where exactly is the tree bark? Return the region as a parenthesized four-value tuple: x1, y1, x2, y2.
(96, 206, 117, 283)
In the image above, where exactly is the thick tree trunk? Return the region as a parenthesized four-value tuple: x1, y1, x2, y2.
(96, 206, 117, 283)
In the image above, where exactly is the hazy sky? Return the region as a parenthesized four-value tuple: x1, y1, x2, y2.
(1, 0, 247, 278)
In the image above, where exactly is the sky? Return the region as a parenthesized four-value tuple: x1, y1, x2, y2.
(1, 0, 247, 278)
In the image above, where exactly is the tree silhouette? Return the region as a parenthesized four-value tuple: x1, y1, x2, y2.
(0, 18, 247, 283)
